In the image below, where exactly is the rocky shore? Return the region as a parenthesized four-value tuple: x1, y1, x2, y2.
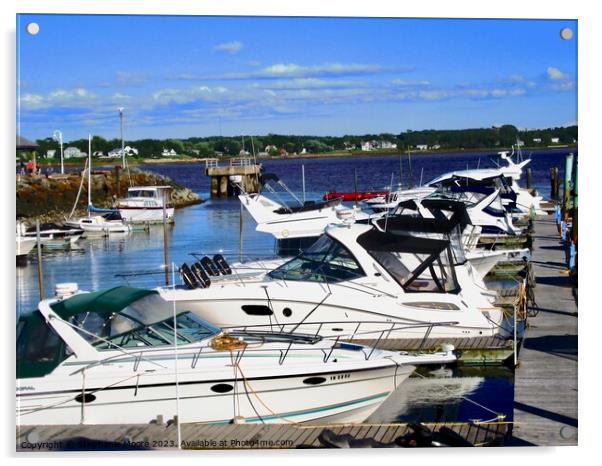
(16, 167, 202, 223)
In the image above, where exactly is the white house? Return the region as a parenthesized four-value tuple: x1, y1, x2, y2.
(46, 149, 56, 159)
(516, 140, 525, 147)
(416, 144, 429, 151)
(64, 147, 86, 158)
(551, 137, 560, 144)
(93, 151, 105, 157)
(264, 145, 278, 153)
(376, 141, 398, 150)
(361, 141, 373, 151)
(161, 148, 177, 157)
(532, 137, 542, 144)
(108, 146, 139, 158)
(431, 144, 441, 150)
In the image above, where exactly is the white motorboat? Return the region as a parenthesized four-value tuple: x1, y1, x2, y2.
(161, 220, 507, 341)
(366, 150, 544, 216)
(21, 223, 83, 249)
(16, 285, 455, 426)
(16, 235, 37, 264)
(64, 213, 131, 236)
(117, 186, 175, 224)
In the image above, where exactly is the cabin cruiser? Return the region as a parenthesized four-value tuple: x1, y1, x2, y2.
(161, 221, 507, 341)
(238, 173, 368, 243)
(365, 151, 544, 216)
(16, 225, 37, 264)
(16, 285, 455, 426)
(117, 186, 174, 223)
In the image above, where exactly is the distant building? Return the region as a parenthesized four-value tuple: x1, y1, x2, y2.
(161, 148, 177, 157)
(416, 144, 428, 151)
(108, 146, 138, 157)
(376, 141, 397, 150)
(431, 144, 441, 150)
(300, 147, 307, 155)
(46, 149, 56, 159)
(516, 140, 525, 147)
(265, 145, 278, 153)
(551, 137, 560, 144)
(532, 137, 542, 144)
(93, 151, 105, 157)
(360, 141, 373, 151)
(64, 146, 86, 158)
(279, 148, 288, 157)
(239, 149, 251, 156)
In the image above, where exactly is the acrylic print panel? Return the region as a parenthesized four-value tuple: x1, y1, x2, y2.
(16, 14, 577, 451)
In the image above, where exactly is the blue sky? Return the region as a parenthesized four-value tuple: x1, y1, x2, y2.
(16, 15, 577, 140)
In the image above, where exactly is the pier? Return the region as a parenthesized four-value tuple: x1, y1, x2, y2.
(204, 157, 262, 197)
(510, 216, 578, 445)
(17, 421, 508, 450)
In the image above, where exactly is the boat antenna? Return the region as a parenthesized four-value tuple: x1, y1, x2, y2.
(477, 157, 481, 169)
(301, 164, 306, 204)
(353, 168, 358, 208)
(251, 135, 259, 193)
(407, 147, 414, 188)
(384, 172, 394, 232)
(399, 151, 403, 189)
(419, 167, 424, 187)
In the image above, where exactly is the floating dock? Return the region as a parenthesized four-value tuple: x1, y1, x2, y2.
(510, 216, 578, 446)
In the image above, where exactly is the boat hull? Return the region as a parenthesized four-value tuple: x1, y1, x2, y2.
(17, 359, 409, 426)
(118, 207, 175, 224)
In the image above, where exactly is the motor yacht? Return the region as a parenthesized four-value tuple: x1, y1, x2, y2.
(116, 186, 175, 224)
(161, 221, 507, 341)
(16, 285, 455, 426)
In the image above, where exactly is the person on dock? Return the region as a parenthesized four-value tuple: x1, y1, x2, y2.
(26, 160, 33, 174)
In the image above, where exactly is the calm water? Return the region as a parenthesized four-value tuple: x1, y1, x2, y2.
(16, 149, 571, 424)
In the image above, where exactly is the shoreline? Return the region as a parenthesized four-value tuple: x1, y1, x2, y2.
(33, 145, 578, 169)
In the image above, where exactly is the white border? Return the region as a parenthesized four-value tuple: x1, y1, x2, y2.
(3, 1, 598, 465)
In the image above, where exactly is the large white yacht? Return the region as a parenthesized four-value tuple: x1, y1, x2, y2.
(117, 186, 175, 223)
(161, 221, 507, 341)
(16, 286, 455, 426)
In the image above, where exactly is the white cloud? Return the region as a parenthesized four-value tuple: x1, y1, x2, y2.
(391, 79, 431, 86)
(547, 66, 569, 81)
(214, 41, 243, 54)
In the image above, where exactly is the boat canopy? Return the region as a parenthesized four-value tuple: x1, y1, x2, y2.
(380, 199, 471, 234)
(49, 286, 157, 321)
(357, 230, 450, 255)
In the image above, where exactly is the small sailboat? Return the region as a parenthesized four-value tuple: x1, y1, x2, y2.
(16, 285, 456, 426)
(64, 134, 131, 236)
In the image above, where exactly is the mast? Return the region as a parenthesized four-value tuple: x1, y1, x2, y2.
(88, 133, 92, 214)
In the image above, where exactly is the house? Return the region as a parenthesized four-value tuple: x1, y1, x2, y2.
(161, 148, 177, 157)
(343, 141, 356, 150)
(516, 140, 525, 147)
(360, 141, 373, 151)
(416, 144, 428, 151)
(265, 145, 278, 153)
(431, 144, 441, 150)
(46, 150, 56, 159)
(239, 149, 251, 157)
(551, 137, 560, 144)
(108, 146, 139, 158)
(64, 146, 86, 158)
(257, 151, 269, 157)
(376, 141, 398, 150)
(93, 151, 105, 157)
(532, 137, 542, 144)
(279, 148, 288, 157)
(300, 147, 307, 155)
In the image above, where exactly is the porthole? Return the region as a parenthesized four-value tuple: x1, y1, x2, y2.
(303, 376, 326, 385)
(210, 383, 234, 393)
(75, 393, 96, 403)
(283, 307, 292, 317)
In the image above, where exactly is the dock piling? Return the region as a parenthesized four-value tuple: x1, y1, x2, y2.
(35, 219, 44, 300)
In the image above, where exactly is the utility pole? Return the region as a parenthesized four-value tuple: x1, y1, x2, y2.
(118, 107, 125, 168)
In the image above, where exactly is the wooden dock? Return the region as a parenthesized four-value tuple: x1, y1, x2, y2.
(349, 336, 515, 366)
(16, 421, 508, 451)
(510, 216, 578, 446)
(204, 157, 262, 197)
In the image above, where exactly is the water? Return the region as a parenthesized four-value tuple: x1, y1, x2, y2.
(15, 148, 572, 425)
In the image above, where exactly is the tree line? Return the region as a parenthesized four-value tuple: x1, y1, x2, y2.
(29, 125, 577, 159)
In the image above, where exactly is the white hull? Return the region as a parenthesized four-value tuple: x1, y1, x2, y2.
(118, 207, 175, 224)
(17, 348, 411, 426)
(16, 237, 37, 257)
(65, 217, 131, 235)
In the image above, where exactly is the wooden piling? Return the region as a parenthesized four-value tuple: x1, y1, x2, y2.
(550, 167, 559, 200)
(526, 168, 532, 190)
(562, 153, 574, 221)
(163, 201, 169, 286)
(35, 220, 44, 300)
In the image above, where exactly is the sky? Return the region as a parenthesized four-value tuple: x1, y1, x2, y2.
(16, 15, 577, 141)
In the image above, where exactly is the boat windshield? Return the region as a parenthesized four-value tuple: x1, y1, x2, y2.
(268, 234, 365, 283)
(127, 190, 158, 199)
(94, 312, 220, 350)
(367, 245, 460, 294)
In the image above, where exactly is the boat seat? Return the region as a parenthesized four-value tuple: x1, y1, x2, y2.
(213, 254, 232, 275)
(191, 262, 211, 288)
(201, 256, 220, 276)
(179, 263, 200, 289)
